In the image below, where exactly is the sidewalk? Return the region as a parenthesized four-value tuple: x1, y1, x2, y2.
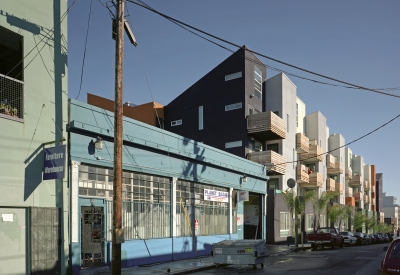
(82, 244, 309, 275)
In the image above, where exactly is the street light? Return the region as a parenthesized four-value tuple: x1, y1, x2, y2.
(94, 137, 104, 151)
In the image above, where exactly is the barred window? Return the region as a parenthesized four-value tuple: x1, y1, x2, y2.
(176, 180, 229, 237)
(79, 164, 172, 241)
(0, 26, 24, 120)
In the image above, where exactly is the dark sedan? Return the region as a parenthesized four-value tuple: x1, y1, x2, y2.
(354, 232, 366, 245)
(380, 237, 400, 275)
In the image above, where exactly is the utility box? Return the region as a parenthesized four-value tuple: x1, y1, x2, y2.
(211, 239, 268, 269)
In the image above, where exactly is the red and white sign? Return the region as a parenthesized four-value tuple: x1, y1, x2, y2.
(195, 219, 199, 230)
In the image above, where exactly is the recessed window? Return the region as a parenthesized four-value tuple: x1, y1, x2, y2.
(0, 26, 24, 120)
(171, 119, 182, 126)
(225, 140, 242, 148)
(268, 178, 279, 190)
(267, 143, 279, 153)
(225, 71, 242, 81)
(280, 212, 290, 237)
(225, 102, 242, 111)
(198, 106, 203, 130)
(254, 66, 262, 100)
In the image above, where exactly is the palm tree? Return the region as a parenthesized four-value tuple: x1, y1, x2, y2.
(352, 211, 367, 232)
(311, 191, 336, 230)
(327, 204, 344, 227)
(281, 189, 297, 246)
(338, 205, 352, 231)
(298, 190, 316, 247)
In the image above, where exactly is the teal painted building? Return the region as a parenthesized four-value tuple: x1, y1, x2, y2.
(68, 99, 268, 271)
(0, 1, 68, 274)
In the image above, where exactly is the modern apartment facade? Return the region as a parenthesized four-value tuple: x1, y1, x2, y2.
(0, 1, 69, 274)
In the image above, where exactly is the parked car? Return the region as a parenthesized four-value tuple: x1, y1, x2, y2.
(387, 233, 394, 242)
(370, 234, 377, 244)
(354, 232, 366, 245)
(308, 227, 344, 250)
(385, 233, 393, 242)
(374, 234, 384, 244)
(363, 233, 372, 245)
(340, 231, 357, 246)
(382, 234, 390, 243)
(379, 237, 400, 275)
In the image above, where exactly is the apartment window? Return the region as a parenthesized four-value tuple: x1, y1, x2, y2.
(248, 105, 253, 115)
(198, 106, 203, 130)
(296, 103, 298, 127)
(306, 214, 314, 233)
(280, 212, 290, 237)
(267, 143, 279, 153)
(287, 114, 289, 133)
(319, 215, 326, 227)
(254, 66, 262, 99)
(171, 119, 182, 126)
(268, 178, 279, 190)
(273, 111, 279, 116)
(225, 140, 242, 148)
(225, 71, 242, 81)
(0, 26, 24, 120)
(249, 139, 262, 152)
(225, 102, 242, 111)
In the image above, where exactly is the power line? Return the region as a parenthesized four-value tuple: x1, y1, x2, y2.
(0, 0, 77, 95)
(274, 112, 400, 166)
(75, 0, 94, 100)
(127, 0, 400, 99)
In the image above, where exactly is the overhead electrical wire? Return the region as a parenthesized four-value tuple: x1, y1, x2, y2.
(75, 0, 94, 100)
(127, 0, 400, 172)
(127, 0, 400, 99)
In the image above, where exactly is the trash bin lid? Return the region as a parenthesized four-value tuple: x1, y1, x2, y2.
(212, 239, 265, 247)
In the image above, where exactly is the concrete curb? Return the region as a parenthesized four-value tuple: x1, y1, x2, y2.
(169, 264, 216, 275)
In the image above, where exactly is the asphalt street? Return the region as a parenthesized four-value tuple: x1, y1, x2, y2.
(192, 243, 388, 275)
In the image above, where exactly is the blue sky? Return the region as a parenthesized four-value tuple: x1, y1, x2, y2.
(68, 0, 400, 202)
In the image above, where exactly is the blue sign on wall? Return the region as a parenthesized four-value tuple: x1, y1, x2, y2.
(43, 145, 66, 180)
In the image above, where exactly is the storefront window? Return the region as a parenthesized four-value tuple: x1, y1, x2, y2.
(280, 212, 290, 237)
(176, 180, 229, 237)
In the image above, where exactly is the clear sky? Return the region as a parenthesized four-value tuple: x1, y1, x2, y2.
(68, 0, 400, 202)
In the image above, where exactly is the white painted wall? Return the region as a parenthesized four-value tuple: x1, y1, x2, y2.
(328, 134, 345, 204)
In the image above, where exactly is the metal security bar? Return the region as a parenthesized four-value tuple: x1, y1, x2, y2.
(0, 73, 24, 120)
(106, 201, 171, 241)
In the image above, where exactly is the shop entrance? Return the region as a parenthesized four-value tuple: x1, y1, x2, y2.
(81, 206, 105, 267)
(243, 195, 261, 239)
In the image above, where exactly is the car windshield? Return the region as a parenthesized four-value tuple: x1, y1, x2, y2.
(391, 242, 400, 257)
(340, 232, 348, 235)
(317, 228, 334, 233)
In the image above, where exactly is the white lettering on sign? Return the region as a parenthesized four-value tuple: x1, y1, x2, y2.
(2, 214, 13, 222)
(44, 166, 64, 174)
(45, 152, 64, 161)
(204, 189, 228, 203)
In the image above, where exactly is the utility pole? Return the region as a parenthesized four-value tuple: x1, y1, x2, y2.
(112, 0, 124, 273)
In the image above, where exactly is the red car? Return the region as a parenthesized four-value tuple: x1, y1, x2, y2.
(380, 237, 400, 275)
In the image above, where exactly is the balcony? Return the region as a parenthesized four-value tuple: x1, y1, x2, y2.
(299, 143, 323, 163)
(364, 180, 370, 191)
(371, 198, 376, 205)
(326, 178, 336, 191)
(247, 112, 286, 141)
(296, 165, 309, 184)
(371, 192, 375, 199)
(354, 192, 363, 202)
(327, 161, 344, 175)
(345, 197, 355, 207)
(364, 195, 369, 204)
(345, 167, 352, 179)
(345, 187, 353, 197)
(247, 150, 286, 175)
(370, 185, 375, 193)
(349, 175, 362, 186)
(300, 172, 323, 188)
(335, 183, 344, 195)
(0, 73, 24, 120)
(296, 133, 309, 153)
(326, 154, 335, 169)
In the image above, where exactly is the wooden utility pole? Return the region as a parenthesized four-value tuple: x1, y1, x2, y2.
(112, 0, 124, 274)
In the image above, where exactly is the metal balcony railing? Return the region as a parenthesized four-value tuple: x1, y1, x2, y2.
(0, 73, 24, 120)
